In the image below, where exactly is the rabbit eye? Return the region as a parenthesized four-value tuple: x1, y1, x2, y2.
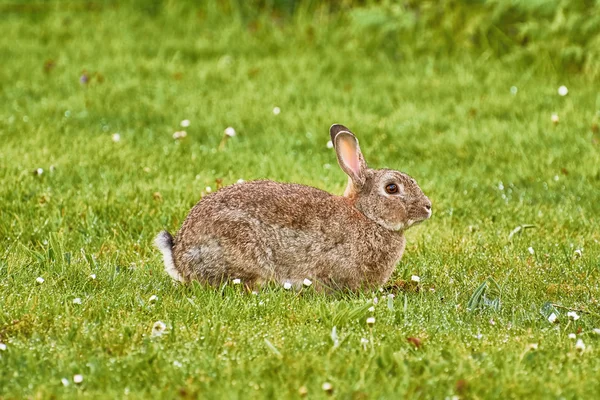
(385, 183, 399, 194)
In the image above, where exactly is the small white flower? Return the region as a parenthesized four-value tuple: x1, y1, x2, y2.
(551, 114, 559, 124)
(251, 291, 258, 295)
(112, 133, 121, 142)
(73, 374, 83, 384)
(173, 360, 183, 368)
(575, 338, 585, 352)
(387, 294, 395, 299)
(326, 140, 334, 149)
(89, 274, 96, 280)
(548, 313, 558, 323)
(360, 337, 369, 350)
(152, 321, 167, 337)
(232, 278, 241, 285)
(303, 278, 312, 287)
(510, 86, 518, 95)
(558, 85, 569, 96)
(35, 168, 44, 176)
(205, 186, 212, 193)
(528, 247, 535, 255)
(372, 297, 378, 305)
(237, 179, 245, 184)
(36, 277, 45, 284)
(567, 311, 580, 321)
(283, 282, 292, 290)
(61, 378, 69, 386)
(593, 328, 600, 335)
(73, 298, 82, 305)
(568, 333, 576, 339)
(322, 382, 333, 393)
(527, 343, 538, 351)
(498, 182, 504, 190)
(474, 333, 483, 340)
(180, 119, 191, 128)
(0, 343, 6, 351)
(172, 131, 187, 139)
(224, 127, 236, 137)
(366, 317, 376, 326)
(411, 275, 420, 283)
(553, 175, 559, 182)
(368, 306, 375, 312)
(148, 295, 158, 303)
(574, 249, 582, 258)
(272, 107, 281, 115)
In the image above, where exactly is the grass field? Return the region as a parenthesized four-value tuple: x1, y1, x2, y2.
(1, 2, 600, 399)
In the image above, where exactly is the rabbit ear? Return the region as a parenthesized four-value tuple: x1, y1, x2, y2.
(330, 125, 367, 189)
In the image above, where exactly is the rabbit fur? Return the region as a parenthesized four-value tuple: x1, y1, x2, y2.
(155, 124, 431, 291)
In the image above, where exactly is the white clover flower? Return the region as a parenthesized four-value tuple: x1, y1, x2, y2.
(326, 140, 334, 149)
(510, 86, 518, 95)
(322, 382, 333, 393)
(148, 295, 158, 303)
(411, 275, 420, 283)
(528, 247, 535, 255)
(387, 294, 395, 299)
(173, 360, 183, 368)
(0, 343, 6, 351)
(551, 114, 559, 124)
(152, 321, 167, 337)
(36, 277, 45, 284)
(283, 282, 292, 290)
(474, 333, 483, 340)
(224, 127, 236, 137)
(567, 311, 580, 321)
(89, 274, 97, 280)
(568, 333, 576, 339)
(35, 168, 44, 176)
(73, 374, 83, 384)
(574, 249, 582, 258)
(372, 297, 378, 305)
(272, 107, 281, 115)
(366, 317, 376, 326)
(205, 186, 212, 193)
(172, 131, 187, 139)
(575, 339, 585, 352)
(368, 306, 375, 313)
(73, 298, 82, 305)
(61, 378, 69, 386)
(112, 133, 121, 142)
(558, 86, 568, 96)
(548, 313, 558, 323)
(303, 278, 312, 287)
(360, 337, 369, 350)
(237, 179, 245, 184)
(232, 278, 241, 285)
(180, 119, 191, 128)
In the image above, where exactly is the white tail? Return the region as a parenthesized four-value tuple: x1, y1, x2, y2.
(154, 231, 184, 282)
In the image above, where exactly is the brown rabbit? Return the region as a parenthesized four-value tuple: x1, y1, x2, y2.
(155, 124, 431, 291)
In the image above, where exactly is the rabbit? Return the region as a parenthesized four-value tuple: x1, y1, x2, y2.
(155, 124, 432, 291)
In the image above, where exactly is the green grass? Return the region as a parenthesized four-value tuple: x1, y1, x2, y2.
(2, 2, 600, 399)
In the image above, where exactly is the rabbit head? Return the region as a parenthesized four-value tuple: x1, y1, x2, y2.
(330, 124, 432, 232)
